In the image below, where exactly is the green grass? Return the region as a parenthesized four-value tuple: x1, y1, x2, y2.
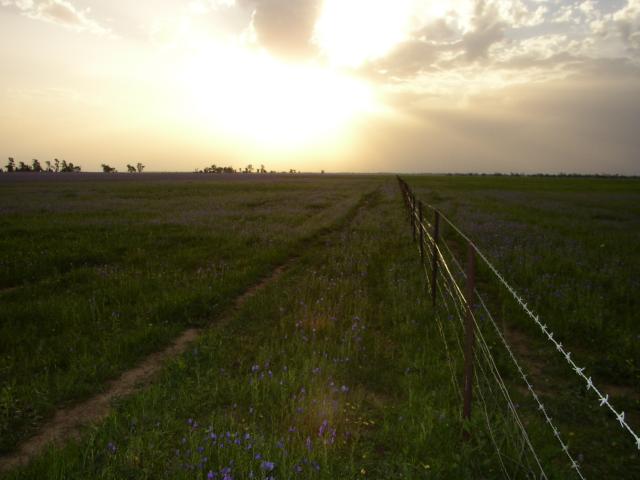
(1, 174, 638, 478)
(0, 175, 378, 453)
(405, 174, 640, 382)
(3, 179, 562, 479)
(404, 174, 640, 478)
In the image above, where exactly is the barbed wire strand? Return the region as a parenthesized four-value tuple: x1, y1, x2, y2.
(436, 257, 548, 479)
(410, 186, 639, 451)
(445, 215, 639, 450)
(428, 217, 586, 478)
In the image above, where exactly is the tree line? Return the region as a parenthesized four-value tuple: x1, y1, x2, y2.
(0, 158, 148, 173)
(1, 158, 320, 175)
(101, 163, 145, 173)
(2, 157, 81, 173)
(196, 164, 305, 174)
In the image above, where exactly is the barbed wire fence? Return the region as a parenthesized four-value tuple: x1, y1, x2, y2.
(397, 176, 639, 479)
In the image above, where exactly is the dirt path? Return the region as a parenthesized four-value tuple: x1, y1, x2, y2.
(0, 263, 289, 473)
(0, 187, 380, 475)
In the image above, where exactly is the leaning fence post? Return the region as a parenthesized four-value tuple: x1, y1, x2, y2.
(418, 202, 424, 264)
(431, 211, 440, 307)
(463, 244, 476, 441)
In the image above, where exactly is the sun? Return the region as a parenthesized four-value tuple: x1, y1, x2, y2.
(176, 42, 377, 152)
(313, 0, 415, 68)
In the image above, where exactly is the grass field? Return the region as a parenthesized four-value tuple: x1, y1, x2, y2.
(0, 173, 638, 478)
(0, 174, 377, 453)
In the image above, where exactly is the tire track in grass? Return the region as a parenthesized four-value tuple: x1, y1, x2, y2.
(0, 187, 379, 474)
(0, 264, 290, 474)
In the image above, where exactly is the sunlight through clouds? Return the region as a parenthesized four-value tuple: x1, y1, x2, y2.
(0, 0, 639, 173)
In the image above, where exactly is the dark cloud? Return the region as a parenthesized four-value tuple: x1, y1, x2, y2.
(241, 0, 321, 58)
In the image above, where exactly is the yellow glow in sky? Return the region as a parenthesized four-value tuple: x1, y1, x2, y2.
(314, 0, 415, 67)
(1, 0, 639, 174)
(177, 43, 377, 151)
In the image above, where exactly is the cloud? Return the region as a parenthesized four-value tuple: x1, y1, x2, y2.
(242, 0, 321, 58)
(355, 62, 640, 175)
(463, 0, 506, 61)
(1, 0, 108, 34)
(612, 0, 640, 51)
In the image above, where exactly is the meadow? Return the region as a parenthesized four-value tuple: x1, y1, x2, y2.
(0, 173, 638, 478)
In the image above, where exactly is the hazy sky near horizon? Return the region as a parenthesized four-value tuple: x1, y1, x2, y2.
(1, 0, 639, 173)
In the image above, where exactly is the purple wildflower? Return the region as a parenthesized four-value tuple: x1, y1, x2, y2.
(261, 461, 276, 472)
(318, 420, 329, 437)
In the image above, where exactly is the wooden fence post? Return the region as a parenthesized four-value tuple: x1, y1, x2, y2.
(411, 193, 417, 242)
(431, 211, 440, 307)
(463, 244, 476, 440)
(418, 202, 424, 264)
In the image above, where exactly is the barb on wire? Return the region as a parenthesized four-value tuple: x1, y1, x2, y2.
(397, 176, 640, 452)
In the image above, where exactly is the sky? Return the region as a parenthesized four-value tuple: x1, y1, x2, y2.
(1, 0, 639, 174)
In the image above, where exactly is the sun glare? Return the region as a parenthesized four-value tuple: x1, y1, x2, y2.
(177, 43, 377, 151)
(314, 0, 415, 68)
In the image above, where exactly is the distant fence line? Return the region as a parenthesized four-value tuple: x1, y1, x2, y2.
(396, 176, 639, 479)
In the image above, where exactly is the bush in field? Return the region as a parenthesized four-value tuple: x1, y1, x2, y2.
(101, 164, 117, 173)
(127, 164, 136, 173)
(32, 159, 43, 172)
(5, 157, 15, 172)
(59, 160, 81, 172)
(136, 163, 145, 173)
(200, 164, 237, 174)
(17, 161, 32, 172)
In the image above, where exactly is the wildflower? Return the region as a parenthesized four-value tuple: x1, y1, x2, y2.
(207, 471, 216, 479)
(306, 436, 313, 451)
(261, 461, 276, 472)
(341, 385, 350, 393)
(318, 420, 329, 437)
(251, 365, 260, 373)
(107, 442, 117, 454)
